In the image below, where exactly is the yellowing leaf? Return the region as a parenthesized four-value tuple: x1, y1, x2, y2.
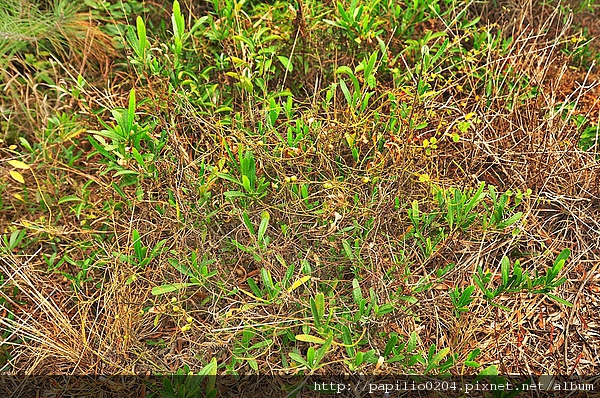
(8, 160, 30, 169)
(344, 132, 356, 147)
(418, 173, 430, 183)
(295, 334, 326, 344)
(13, 193, 25, 202)
(288, 275, 311, 293)
(9, 170, 25, 184)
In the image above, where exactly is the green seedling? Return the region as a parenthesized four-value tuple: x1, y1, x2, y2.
(130, 229, 167, 269)
(230, 211, 271, 262)
(219, 151, 269, 200)
(161, 359, 218, 398)
(151, 252, 216, 296)
(434, 182, 486, 232)
(88, 88, 162, 180)
(289, 334, 334, 372)
(449, 285, 475, 317)
(127, 15, 151, 68)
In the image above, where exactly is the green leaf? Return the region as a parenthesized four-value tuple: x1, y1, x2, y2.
(277, 55, 293, 72)
(132, 229, 144, 261)
(376, 303, 395, 315)
(151, 283, 196, 295)
(501, 256, 509, 287)
(127, 88, 136, 133)
(135, 16, 148, 58)
(172, 0, 185, 39)
(198, 357, 217, 393)
(406, 332, 417, 352)
(339, 79, 353, 108)
(342, 239, 354, 261)
(242, 175, 252, 193)
(314, 334, 333, 365)
(306, 346, 315, 367)
(111, 182, 127, 199)
(497, 212, 523, 229)
(425, 347, 450, 373)
(430, 38, 449, 66)
(88, 135, 116, 161)
(247, 277, 262, 297)
(460, 286, 475, 306)
(383, 333, 398, 356)
(341, 325, 355, 357)
(478, 364, 498, 376)
(131, 146, 145, 168)
(242, 211, 256, 235)
(223, 191, 247, 198)
(545, 293, 572, 307)
(363, 50, 378, 89)
(260, 268, 275, 292)
(289, 352, 310, 367)
(257, 211, 270, 242)
(553, 248, 571, 270)
(58, 196, 83, 205)
(352, 278, 363, 304)
(167, 258, 193, 278)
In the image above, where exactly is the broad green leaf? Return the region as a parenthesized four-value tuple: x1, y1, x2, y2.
(58, 196, 83, 205)
(257, 211, 270, 241)
(289, 352, 309, 367)
(277, 55, 293, 72)
(339, 79, 353, 108)
(497, 212, 523, 229)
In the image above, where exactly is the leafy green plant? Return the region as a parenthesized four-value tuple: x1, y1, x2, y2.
(481, 186, 524, 230)
(0, 229, 26, 254)
(324, 0, 385, 44)
(434, 182, 486, 232)
(579, 123, 599, 152)
(160, 359, 218, 398)
(219, 151, 269, 200)
(129, 230, 165, 268)
(406, 199, 446, 260)
(126, 15, 152, 69)
(474, 249, 572, 307)
(449, 285, 475, 317)
(335, 49, 380, 117)
(230, 210, 271, 263)
(309, 292, 331, 334)
(229, 329, 274, 371)
(152, 253, 216, 296)
(289, 334, 334, 372)
(88, 88, 163, 180)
